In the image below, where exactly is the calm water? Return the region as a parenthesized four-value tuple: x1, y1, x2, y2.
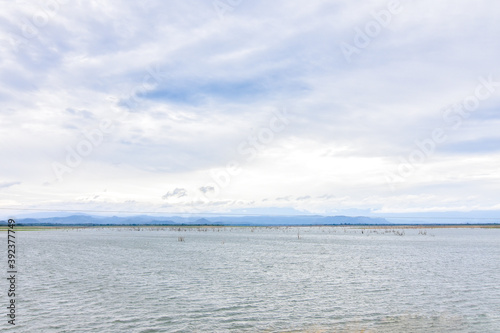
(3, 226, 499, 332)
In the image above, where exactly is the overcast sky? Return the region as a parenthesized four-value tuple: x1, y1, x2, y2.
(1, 0, 500, 217)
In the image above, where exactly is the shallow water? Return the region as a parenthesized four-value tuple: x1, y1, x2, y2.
(3, 226, 499, 332)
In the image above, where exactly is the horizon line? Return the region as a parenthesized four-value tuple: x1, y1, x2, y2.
(1, 207, 500, 220)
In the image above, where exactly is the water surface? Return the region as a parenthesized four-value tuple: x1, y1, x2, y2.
(3, 226, 499, 332)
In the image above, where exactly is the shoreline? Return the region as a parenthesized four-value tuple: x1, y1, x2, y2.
(1, 224, 499, 231)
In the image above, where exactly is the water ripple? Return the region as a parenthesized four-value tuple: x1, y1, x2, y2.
(3, 226, 499, 332)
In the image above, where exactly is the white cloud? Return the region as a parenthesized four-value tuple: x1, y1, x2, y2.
(0, 181, 21, 189)
(162, 188, 188, 200)
(1, 0, 500, 216)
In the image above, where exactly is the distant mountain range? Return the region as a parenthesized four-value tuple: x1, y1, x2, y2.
(2, 214, 391, 226)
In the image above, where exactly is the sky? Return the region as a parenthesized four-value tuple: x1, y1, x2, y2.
(1, 0, 500, 218)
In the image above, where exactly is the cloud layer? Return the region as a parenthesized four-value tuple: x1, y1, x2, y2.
(1, 0, 500, 216)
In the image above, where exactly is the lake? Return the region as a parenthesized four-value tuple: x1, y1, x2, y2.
(3, 226, 500, 332)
